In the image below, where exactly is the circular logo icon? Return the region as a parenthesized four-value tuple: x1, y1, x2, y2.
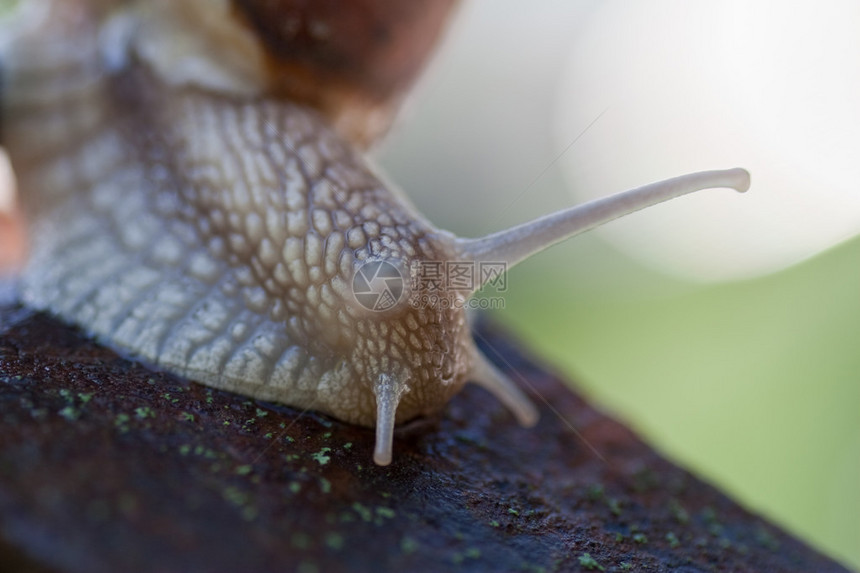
(352, 260, 405, 312)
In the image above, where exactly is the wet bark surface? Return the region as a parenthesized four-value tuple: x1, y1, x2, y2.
(0, 300, 850, 573)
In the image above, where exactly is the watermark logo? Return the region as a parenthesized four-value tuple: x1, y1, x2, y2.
(410, 261, 508, 293)
(352, 260, 405, 311)
(352, 259, 508, 312)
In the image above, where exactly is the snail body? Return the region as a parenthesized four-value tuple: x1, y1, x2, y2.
(0, 1, 749, 465)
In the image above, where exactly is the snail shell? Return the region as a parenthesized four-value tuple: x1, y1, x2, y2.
(0, 0, 749, 465)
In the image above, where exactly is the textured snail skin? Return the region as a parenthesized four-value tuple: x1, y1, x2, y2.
(1, 0, 536, 466)
(1, 1, 749, 465)
(22, 68, 469, 425)
(5, 25, 474, 418)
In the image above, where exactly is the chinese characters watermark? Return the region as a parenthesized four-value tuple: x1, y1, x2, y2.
(352, 259, 508, 312)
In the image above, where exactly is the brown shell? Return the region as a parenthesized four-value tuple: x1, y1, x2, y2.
(230, 0, 460, 146)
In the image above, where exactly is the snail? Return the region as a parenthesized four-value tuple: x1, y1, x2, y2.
(0, 0, 749, 465)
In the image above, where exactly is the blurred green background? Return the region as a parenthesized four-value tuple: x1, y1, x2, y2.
(377, 0, 860, 569)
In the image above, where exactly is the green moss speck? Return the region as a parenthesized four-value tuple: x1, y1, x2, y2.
(352, 502, 373, 522)
(577, 553, 605, 571)
(669, 499, 689, 524)
(666, 532, 680, 548)
(375, 507, 395, 519)
(58, 406, 79, 421)
(586, 484, 604, 501)
(325, 532, 344, 551)
(178, 444, 191, 456)
(222, 486, 248, 506)
(607, 498, 621, 516)
(507, 508, 519, 516)
(455, 434, 487, 448)
(319, 477, 331, 494)
(255, 408, 268, 417)
(632, 467, 659, 492)
(400, 536, 418, 554)
(755, 526, 780, 551)
(135, 406, 154, 420)
(222, 420, 231, 426)
(77, 393, 93, 403)
(289, 482, 301, 494)
(619, 562, 632, 571)
(633, 533, 648, 544)
(297, 561, 318, 573)
(311, 447, 332, 465)
(236, 465, 253, 476)
(339, 512, 356, 524)
(343, 442, 352, 449)
(489, 520, 500, 528)
(264, 432, 274, 439)
(180, 412, 195, 422)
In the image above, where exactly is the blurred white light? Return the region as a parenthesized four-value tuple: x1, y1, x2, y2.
(557, 0, 860, 281)
(0, 151, 14, 213)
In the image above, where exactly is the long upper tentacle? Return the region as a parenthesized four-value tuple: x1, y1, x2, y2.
(455, 168, 750, 290)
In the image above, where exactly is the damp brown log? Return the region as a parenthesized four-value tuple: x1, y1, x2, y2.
(231, 0, 461, 145)
(0, 302, 850, 573)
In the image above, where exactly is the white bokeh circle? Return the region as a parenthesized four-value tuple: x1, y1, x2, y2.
(556, 0, 860, 281)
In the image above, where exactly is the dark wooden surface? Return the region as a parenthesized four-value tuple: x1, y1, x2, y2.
(0, 301, 850, 573)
